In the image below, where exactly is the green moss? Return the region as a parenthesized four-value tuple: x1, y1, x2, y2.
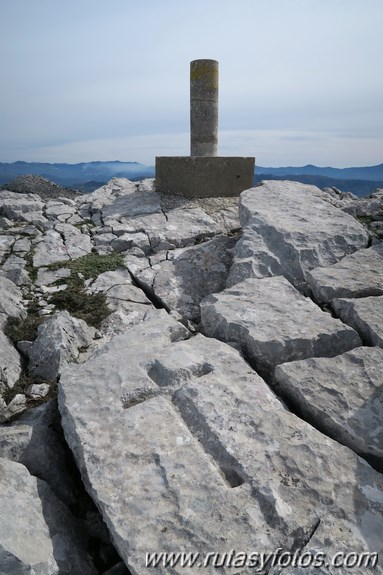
(356, 215, 373, 224)
(74, 219, 95, 230)
(46, 253, 125, 326)
(47, 252, 125, 281)
(49, 279, 110, 328)
(4, 312, 45, 345)
(24, 248, 38, 282)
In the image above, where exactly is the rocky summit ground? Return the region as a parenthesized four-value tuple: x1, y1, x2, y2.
(0, 177, 382, 575)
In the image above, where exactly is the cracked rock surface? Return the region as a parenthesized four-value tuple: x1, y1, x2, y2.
(0, 177, 382, 574)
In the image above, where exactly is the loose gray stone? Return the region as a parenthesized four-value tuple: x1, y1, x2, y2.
(332, 296, 383, 347)
(59, 314, 383, 575)
(307, 243, 383, 303)
(200, 276, 362, 378)
(275, 347, 383, 463)
(27, 310, 95, 380)
(0, 457, 97, 574)
(0, 394, 28, 422)
(228, 181, 369, 289)
(26, 383, 51, 399)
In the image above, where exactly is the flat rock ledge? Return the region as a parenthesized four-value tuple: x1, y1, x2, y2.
(200, 276, 362, 379)
(59, 311, 383, 575)
(274, 347, 383, 465)
(332, 296, 383, 347)
(307, 242, 383, 303)
(227, 181, 369, 290)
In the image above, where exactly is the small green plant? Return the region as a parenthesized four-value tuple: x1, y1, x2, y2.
(49, 277, 110, 328)
(24, 248, 38, 282)
(356, 215, 373, 224)
(48, 252, 125, 281)
(46, 252, 126, 327)
(4, 313, 45, 344)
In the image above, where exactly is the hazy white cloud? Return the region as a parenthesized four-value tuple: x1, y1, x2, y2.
(1, 0, 382, 167)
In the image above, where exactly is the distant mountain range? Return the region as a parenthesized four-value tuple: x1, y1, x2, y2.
(1, 160, 382, 197)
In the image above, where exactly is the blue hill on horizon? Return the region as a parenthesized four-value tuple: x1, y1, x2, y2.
(1, 160, 382, 197)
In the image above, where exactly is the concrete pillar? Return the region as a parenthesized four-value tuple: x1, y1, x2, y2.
(190, 59, 218, 157)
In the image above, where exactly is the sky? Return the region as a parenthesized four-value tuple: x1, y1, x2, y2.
(0, 0, 382, 168)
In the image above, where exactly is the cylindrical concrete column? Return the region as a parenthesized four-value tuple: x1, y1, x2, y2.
(190, 59, 218, 157)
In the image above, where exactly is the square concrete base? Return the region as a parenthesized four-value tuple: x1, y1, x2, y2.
(155, 156, 255, 198)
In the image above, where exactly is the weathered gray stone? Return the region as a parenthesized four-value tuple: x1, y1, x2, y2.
(35, 266, 71, 287)
(94, 232, 117, 246)
(13, 237, 31, 254)
(0, 401, 78, 505)
(26, 383, 51, 399)
(0, 234, 15, 256)
(33, 229, 70, 267)
(27, 311, 95, 380)
(228, 181, 369, 289)
(87, 269, 153, 332)
(2, 253, 31, 286)
(0, 457, 96, 574)
(54, 222, 93, 259)
(45, 200, 76, 220)
(332, 296, 383, 347)
(59, 314, 383, 575)
(131, 235, 236, 322)
(200, 276, 362, 378)
(275, 347, 383, 463)
(0, 393, 28, 422)
(0, 275, 26, 328)
(308, 243, 383, 303)
(0, 191, 45, 221)
(111, 231, 151, 253)
(0, 331, 22, 396)
(102, 189, 162, 219)
(269, 516, 382, 574)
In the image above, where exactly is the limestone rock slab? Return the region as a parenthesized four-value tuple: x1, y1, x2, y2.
(0, 457, 96, 574)
(0, 331, 22, 396)
(0, 400, 78, 505)
(228, 181, 369, 289)
(0, 191, 45, 220)
(59, 314, 383, 574)
(332, 296, 383, 347)
(55, 222, 93, 259)
(307, 243, 383, 303)
(33, 229, 70, 267)
(200, 276, 362, 378)
(2, 254, 30, 286)
(87, 268, 154, 332)
(0, 275, 26, 328)
(274, 347, 383, 463)
(26, 310, 95, 380)
(132, 235, 236, 322)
